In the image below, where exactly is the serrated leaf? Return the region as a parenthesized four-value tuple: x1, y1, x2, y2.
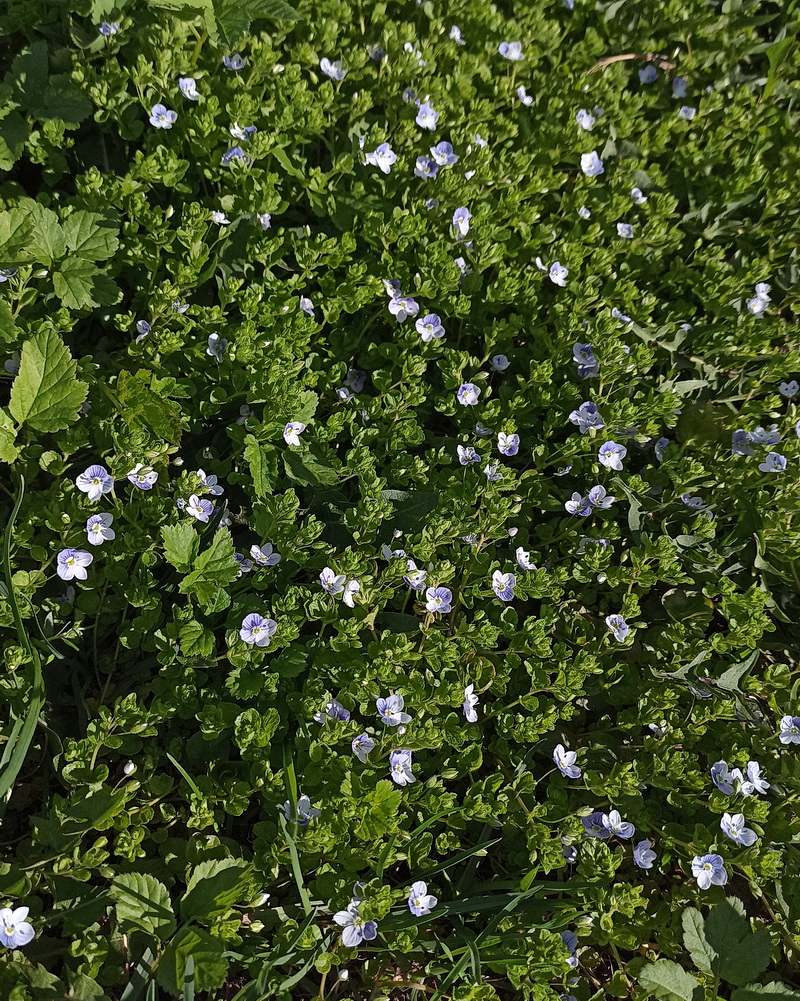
(249, 0, 303, 19)
(117, 370, 183, 445)
(192, 528, 238, 582)
(212, 0, 252, 46)
(179, 858, 254, 922)
(27, 202, 64, 265)
(179, 619, 215, 659)
(704, 898, 772, 987)
(682, 908, 716, 975)
(9, 328, 88, 433)
(732, 984, 800, 1001)
(0, 111, 28, 171)
(381, 489, 438, 530)
(156, 925, 229, 996)
(638, 960, 703, 1001)
(111, 873, 176, 940)
(63, 211, 119, 261)
(161, 523, 199, 571)
(243, 434, 278, 497)
(355, 780, 404, 840)
(0, 408, 19, 464)
(42, 78, 93, 124)
(0, 207, 31, 260)
(53, 257, 121, 309)
(284, 447, 340, 486)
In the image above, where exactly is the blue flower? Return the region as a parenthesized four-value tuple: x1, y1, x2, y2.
(483, 463, 502, 481)
(498, 432, 519, 456)
(149, 104, 177, 129)
(578, 205, 591, 219)
(759, 452, 787, 473)
(376, 694, 412, 726)
(416, 102, 439, 130)
(691, 854, 727, 889)
(516, 547, 537, 570)
(639, 64, 658, 83)
(425, 587, 452, 613)
(403, 560, 428, 591)
(352, 734, 375, 763)
(565, 493, 591, 517)
(98, 21, 119, 36)
(431, 141, 458, 166)
(740, 761, 769, 796)
(320, 57, 347, 80)
(0, 906, 35, 948)
(672, 77, 688, 97)
(389, 749, 416, 785)
(561, 931, 579, 968)
(498, 41, 524, 61)
(616, 222, 634, 239)
(250, 543, 281, 566)
(569, 401, 604, 434)
(366, 142, 397, 174)
(76, 464, 114, 501)
(654, 437, 670, 461)
(323, 699, 351, 722)
(449, 25, 465, 44)
(580, 151, 604, 176)
(732, 429, 755, 457)
(492, 571, 516, 602)
(492, 354, 510, 371)
(720, 812, 757, 847)
(127, 464, 158, 490)
(581, 811, 611, 839)
(233, 553, 253, 576)
(457, 382, 481, 405)
(185, 495, 214, 522)
(284, 794, 320, 825)
(588, 485, 614, 509)
(633, 840, 657, 869)
(86, 513, 115, 546)
(416, 313, 445, 341)
(408, 880, 438, 916)
(598, 441, 627, 470)
(283, 421, 306, 446)
(678, 105, 697, 121)
(0, 268, 19, 282)
(602, 810, 635, 838)
(463, 684, 479, 722)
(207, 333, 228, 359)
(257, 212, 271, 229)
(452, 206, 471, 236)
(779, 715, 800, 744)
(299, 296, 315, 317)
(553, 744, 580, 779)
(457, 445, 481, 465)
(388, 296, 419, 322)
(573, 342, 600, 378)
(605, 614, 630, 642)
(333, 901, 378, 946)
(576, 108, 595, 131)
(414, 156, 439, 179)
(240, 613, 277, 647)
(223, 53, 247, 70)
(681, 493, 708, 511)
(549, 262, 569, 286)
(516, 85, 533, 106)
(179, 77, 199, 100)
(710, 760, 738, 795)
(631, 187, 647, 205)
(221, 146, 248, 165)
(56, 549, 93, 581)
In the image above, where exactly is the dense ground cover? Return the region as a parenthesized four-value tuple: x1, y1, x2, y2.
(1, 0, 800, 998)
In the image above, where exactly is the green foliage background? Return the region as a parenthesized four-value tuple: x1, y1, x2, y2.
(1, 0, 800, 998)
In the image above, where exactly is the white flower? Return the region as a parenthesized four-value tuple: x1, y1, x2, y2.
(320, 57, 347, 80)
(0, 906, 35, 948)
(516, 85, 533, 106)
(515, 546, 536, 570)
(250, 543, 281, 566)
(320, 567, 346, 596)
(86, 513, 115, 546)
(580, 151, 604, 177)
(342, 579, 360, 607)
(283, 421, 306, 446)
(463, 684, 479, 722)
(575, 108, 595, 131)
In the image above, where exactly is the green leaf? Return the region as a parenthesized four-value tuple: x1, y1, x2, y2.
(0, 408, 19, 464)
(0, 111, 28, 171)
(0, 207, 31, 261)
(26, 202, 65, 265)
(162, 523, 199, 571)
(381, 489, 439, 530)
(681, 908, 716, 975)
(763, 37, 794, 101)
(234, 707, 280, 752)
(63, 211, 119, 261)
(179, 858, 254, 922)
(53, 257, 121, 309)
(249, 0, 303, 20)
(355, 780, 403, 840)
(192, 528, 239, 583)
(704, 897, 772, 987)
(42, 78, 93, 124)
(731, 984, 800, 1001)
(638, 960, 703, 1001)
(244, 434, 278, 497)
(210, 0, 251, 47)
(156, 925, 229, 996)
(284, 447, 340, 486)
(8, 328, 88, 433)
(111, 873, 176, 940)
(179, 619, 215, 660)
(117, 370, 183, 445)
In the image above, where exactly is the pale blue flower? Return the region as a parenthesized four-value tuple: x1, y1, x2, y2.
(492, 354, 510, 371)
(323, 699, 351, 722)
(483, 463, 502, 481)
(283, 421, 306, 446)
(498, 41, 524, 61)
(403, 560, 428, 591)
(492, 571, 516, 601)
(631, 187, 647, 204)
(76, 464, 114, 501)
(449, 25, 465, 44)
(732, 430, 755, 457)
(416, 102, 439, 130)
(553, 744, 580, 778)
(149, 104, 177, 129)
(611, 306, 633, 325)
(565, 493, 591, 517)
(408, 880, 437, 916)
(654, 437, 669, 461)
(207, 333, 228, 359)
(457, 383, 481, 405)
(692, 854, 727, 889)
(681, 493, 708, 511)
(582, 811, 611, 839)
(414, 156, 439, 179)
(498, 432, 519, 456)
(223, 53, 247, 70)
(377, 694, 412, 726)
(430, 141, 458, 166)
(0, 906, 35, 948)
(463, 684, 479, 722)
(639, 64, 658, 83)
(580, 151, 603, 177)
(233, 553, 252, 576)
(0, 269, 19, 282)
(127, 463, 158, 490)
(426, 587, 452, 613)
(578, 205, 591, 219)
(56, 548, 93, 581)
(569, 402, 604, 434)
(574, 342, 600, 378)
(779, 380, 799, 397)
(457, 445, 481, 465)
(185, 495, 213, 522)
(759, 452, 786, 473)
(779, 715, 800, 744)
(98, 21, 119, 36)
(720, 812, 757, 847)
(250, 543, 281, 567)
(561, 931, 578, 968)
(240, 613, 277, 647)
(320, 57, 347, 80)
(678, 105, 697, 121)
(602, 810, 635, 838)
(740, 761, 769, 796)
(516, 547, 536, 570)
(284, 794, 320, 825)
(211, 210, 229, 224)
(389, 749, 416, 785)
(86, 513, 115, 546)
(179, 77, 199, 100)
(598, 441, 627, 470)
(605, 613, 629, 642)
(257, 212, 271, 229)
(197, 469, 224, 496)
(617, 222, 634, 239)
(672, 77, 688, 98)
(710, 760, 738, 795)
(333, 901, 377, 946)
(634, 840, 657, 869)
(452, 206, 471, 236)
(517, 85, 533, 106)
(416, 313, 445, 340)
(575, 108, 595, 130)
(221, 146, 247, 165)
(548, 261, 569, 286)
(367, 43, 385, 60)
(320, 567, 346, 596)
(366, 142, 397, 174)
(388, 296, 419, 322)
(352, 734, 375, 763)
(588, 485, 614, 509)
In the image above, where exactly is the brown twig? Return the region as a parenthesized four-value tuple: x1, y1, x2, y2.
(588, 52, 675, 74)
